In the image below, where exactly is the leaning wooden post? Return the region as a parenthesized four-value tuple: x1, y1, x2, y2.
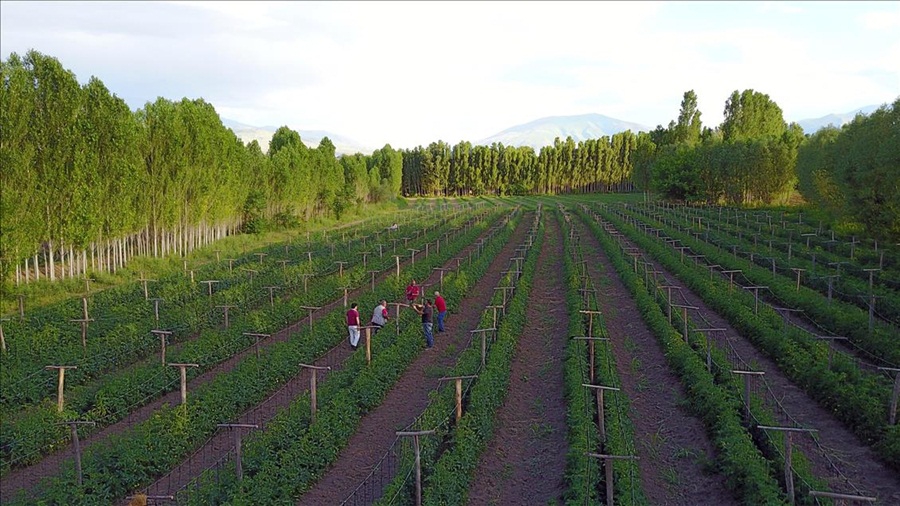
(879, 367, 900, 425)
(216, 424, 258, 481)
(150, 330, 173, 366)
(299, 364, 331, 423)
(586, 453, 639, 506)
(396, 430, 436, 506)
(439, 375, 478, 423)
(168, 363, 199, 404)
(583, 384, 619, 441)
(58, 420, 96, 487)
(70, 317, 94, 349)
(46, 365, 77, 412)
(573, 337, 610, 382)
(471, 328, 497, 367)
(732, 370, 765, 423)
(757, 426, 817, 505)
(299, 306, 320, 332)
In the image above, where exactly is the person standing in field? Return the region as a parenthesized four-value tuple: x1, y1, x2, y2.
(406, 279, 420, 303)
(347, 302, 361, 349)
(371, 299, 389, 334)
(412, 299, 434, 349)
(434, 291, 447, 332)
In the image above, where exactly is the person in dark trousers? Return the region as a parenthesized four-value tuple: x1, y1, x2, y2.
(412, 299, 434, 348)
(371, 299, 389, 334)
(347, 302, 361, 349)
(434, 291, 447, 332)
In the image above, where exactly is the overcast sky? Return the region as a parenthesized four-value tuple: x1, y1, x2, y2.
(2, 1, 898, 149)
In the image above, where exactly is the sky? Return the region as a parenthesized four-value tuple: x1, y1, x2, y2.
(1, 1, 898, 150)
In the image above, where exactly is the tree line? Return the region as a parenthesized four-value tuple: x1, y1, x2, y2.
(0, 50, 402, 284)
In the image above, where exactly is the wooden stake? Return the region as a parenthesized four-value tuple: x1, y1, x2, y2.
(396, 430, 436, 506)
(168, 363, 199, 404)
(583, 384, 620, 441)
(58, 420, 96, 486)
(299, 364, 331, 423)
(438, 375, 477, 423)
(586, 453, 639, 506)
(216, 424, 258, 481)
(46, 365, 77, 412)
(150, 330, 173, 366)
(300, 306, 321, 332)
(757, 425, 817, 505)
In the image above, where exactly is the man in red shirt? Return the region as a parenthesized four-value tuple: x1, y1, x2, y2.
(347, 302, 360, 349)
(434, 291, 447, 332)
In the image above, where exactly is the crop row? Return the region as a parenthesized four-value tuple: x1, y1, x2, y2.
(589, 204, 900, 471)
(1, 207, 498, 480)
(631, 202, 900, 324)
(169, 208, 523, 505)
(6, 206, 514, 505)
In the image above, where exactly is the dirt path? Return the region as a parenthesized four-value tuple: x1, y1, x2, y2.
(596, 211, 900, 504)
(0, 214, 491, 503)
(465, 211, 569, 505)
(297, 213, 532, 505)
(573, 211, 738, 506)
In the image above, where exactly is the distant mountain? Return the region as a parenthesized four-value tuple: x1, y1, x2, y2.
(478, 113, 649, 150)
(795, 105, 881, 134)
(221, 118, 373, 156)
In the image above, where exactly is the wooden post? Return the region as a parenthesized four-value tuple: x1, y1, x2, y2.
(879, 367, 900, 425)
(396, 430, 436, 506)
(301, 273, 314, 293)
(732, 370, 765, 422)
(243, 332, 270, 360)
(757, 426, 817, 505)
(360, 326, 376, 364)
(46, 365, 77, 412)
(300, 306, 320, 332)
(200, 280, 219, 297)
(494, 286, 514, 307)
(339, 287, 350, 307)
(360, 252, 370, 270)
(168, 363, 199, 404)
(671, 304, 699, 342)
(299, 364, 331, 423)
(335, 261, 347, 279)
(150, 330, 173, 366)
(790, 268, 805, 291)
(389, 302, 409, 333)
(694, 328, 726, 373)
(58, 421, 96, 487)
(707, 264, 721, 281)
(255, 252, 267, 264)
(139, 272, 157, 299)
(433, 268, 451, 290)
(0, 318, 7, 353)
(743, 286, 767, 315)
(394, 255, 402, 278)
(216, 424, 258, 481)
(812, 336, 847, 369)
(369, 270, 379, 291)
(573, 337, 610, 383)
(808, 491, 877, 503)
(264, 286, 280, 306)
(242, 268, 258, 284)
(278, 259, 289, 273)
(438, 375, 478, 423)
(586, 453, 639, 506)
(150, 298, 163, 324)
(659, 285, 680, 323)
(408, 248, 420, 266)
(216, 305, 237, 328)
(583, 384, 619, 441)
(70, 317, 94, 349)
(721, 270, 741, 291)
(18, 294, 25, 320)
(226, 258, 236, 272)
(472, 328, 497, 367)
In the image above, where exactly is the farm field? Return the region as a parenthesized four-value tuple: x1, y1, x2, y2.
(1, 196, 899, 505)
